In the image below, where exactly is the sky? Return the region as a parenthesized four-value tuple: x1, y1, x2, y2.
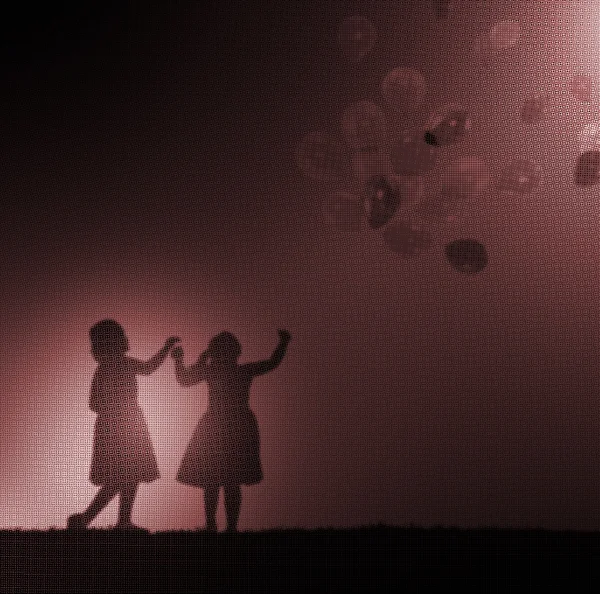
(0, 1, 598, 532)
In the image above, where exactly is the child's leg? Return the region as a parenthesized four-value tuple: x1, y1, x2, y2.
(117, 483, 139, 526)
(82, 485, 119, 525)
(224, 485, 241, 532)
(203, 485, 219, 531)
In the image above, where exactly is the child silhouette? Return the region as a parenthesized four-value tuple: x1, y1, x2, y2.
(68, 319, 180, 531)
(172, 329, 291, 532)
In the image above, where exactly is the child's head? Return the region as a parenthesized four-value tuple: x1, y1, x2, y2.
(90, 319, 129, 362)
(208, 331, 241, 362)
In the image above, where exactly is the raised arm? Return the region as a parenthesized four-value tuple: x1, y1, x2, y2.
(129, 337, 180, 375)
(172, 348, 210, 387)
(244, 330, 292, 377)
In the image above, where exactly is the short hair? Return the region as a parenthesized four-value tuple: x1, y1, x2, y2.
(208, 331, 241, 359)
(90, 319, 129, 359)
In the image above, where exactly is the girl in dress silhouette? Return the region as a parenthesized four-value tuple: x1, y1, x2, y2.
(68, 319, 180, 531)
(172, 329, 291, 532)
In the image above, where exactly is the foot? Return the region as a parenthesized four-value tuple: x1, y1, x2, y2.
(114, 522, 149, 533)
(67, 513, 87, 531)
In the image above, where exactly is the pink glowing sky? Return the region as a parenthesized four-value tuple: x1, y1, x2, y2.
(0, 1, 598, 532)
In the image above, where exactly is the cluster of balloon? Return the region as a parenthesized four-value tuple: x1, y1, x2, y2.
(338, 16, 377, 63)
(381, 67, 427, 113)
(424, 104, 471, 146)
(383, 220, 432, 258)
(574, 151, 600, 187)
(520, 95, 547, 124)
(390, 128, 438, 175)
(362, 175, 401, 230)
(445, 239, 488, 274)
(296, 131, 351, 183)
(570, 74, 593, 103)
(498, 159, 542, 195)
(321, 192, 363, 232)
(341, 100, 388, 153)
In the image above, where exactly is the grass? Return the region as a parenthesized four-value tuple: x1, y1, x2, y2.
(1, 525, 599, 592)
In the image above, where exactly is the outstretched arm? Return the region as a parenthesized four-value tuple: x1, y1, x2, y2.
(172, 348, 209, 387)
(130, 337, 180, 375)
(244, 330, 292, 377)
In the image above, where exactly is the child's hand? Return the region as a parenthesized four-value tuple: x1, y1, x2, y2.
(278, 329, 292, 342)
(171, 346, 184, 359)
(165, 337, 181, 351)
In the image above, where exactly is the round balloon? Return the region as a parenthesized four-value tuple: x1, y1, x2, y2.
(578, 122, 600, 153)
(390, 129, 437, 175)
(362, 175, 401, 230)
(570, 74, 593, 103)
(574, 150, 600, 187)
(440, 156, 490, 199)
(383, 220, 432, 258)
(445, 239, 488, 274)
(424, 104, 471, 146)
(498, 159, 542, 195)
(296, 132, 351, 182)
(381, 67, 427, 112)
(338, 16, 377, 63)
(341, 100, 388, 152)
(488, 20, 521, 51)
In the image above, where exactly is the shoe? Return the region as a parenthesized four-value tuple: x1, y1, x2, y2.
(67, 514, 87, 531)
(205, 521, 217, 533)
(114, 522, 149, 533)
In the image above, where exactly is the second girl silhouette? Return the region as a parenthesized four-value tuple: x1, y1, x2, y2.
(172, 329, 291, 532)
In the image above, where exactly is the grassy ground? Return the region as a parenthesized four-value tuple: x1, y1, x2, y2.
(1, 525, 599, 592)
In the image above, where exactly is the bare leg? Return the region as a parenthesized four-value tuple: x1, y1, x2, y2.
(117, 483, 139, 526)
(204, 486, 219, 531)
(82, 485, 119, 526)
(224, 485, 241, 532)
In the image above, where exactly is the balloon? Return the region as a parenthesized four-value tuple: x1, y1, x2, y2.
(424, 104, 471, 146)
(383, 220, 432, 258)
(578, 122, 600, 153)
(341, 101, 388, 152)
(390, 129, 437, 175)
(520, 95, 547, 124)
(381, 67, 427, 112)
(498, 159, 542, 195)
(570, 74, 593, 103)
(362, 175, 401, 230)
(574, 151, 600, 187)
(445, 239, 488, 274)
(440, 156, 490, 199)
(338, 16, 377, 63)
(488, 20, 521, 51)
(296, 132, 351, 182)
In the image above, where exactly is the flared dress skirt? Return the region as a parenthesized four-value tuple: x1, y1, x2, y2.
(90, 406, 160, 486)
(177, 407, 263, 487)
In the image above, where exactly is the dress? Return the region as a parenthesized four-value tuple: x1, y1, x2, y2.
(89, 357, 160, 486)
(177, 363, 263, 487)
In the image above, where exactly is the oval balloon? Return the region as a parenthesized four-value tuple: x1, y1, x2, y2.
(341, 100, 388, 152)
(383, 220, 432, 258)
(362, 175, 401, 230)
(338, 16, 377, 63)
(424, 104, 471, 146)
(445, 239, 488, 274)
(574, 150, 600, 187)
(390, 129, 437, 175)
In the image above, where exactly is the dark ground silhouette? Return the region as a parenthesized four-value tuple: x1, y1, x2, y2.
(1, 526, 599, 593)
